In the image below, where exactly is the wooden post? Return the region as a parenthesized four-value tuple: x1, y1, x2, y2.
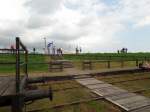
(107, 60, 110, 68)
(148, 59, 150, 63)
(136, 59, 139, 67)
(90, 61, 92, 70)
(11, 94, 24, 112)
(16, 37, 20, 93)
(82, 61, 92, 70)
(49, 62, 52, 72)
(145, 57, 147, 61)
(60, 62, 63, 71)
(82, 62, 84, 70)
(25, 50, 28, 78)
(121, 60, 124, 68)
(49, 61, 63, 72)
(109, 56, 111, 60)
(108, 56, 111, 69)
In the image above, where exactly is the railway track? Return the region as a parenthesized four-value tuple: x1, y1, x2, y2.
(26, 68, 150, 112)
(27, 82, 150, 112)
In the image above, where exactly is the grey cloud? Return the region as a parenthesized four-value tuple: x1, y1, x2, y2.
(0, 20, 25, 36)
(0, 37, 16, 48)
(25, 0, 63, 15)
(25, 41, 45, 51)
(27, 15, 55, 29)
(0, 22, 26, 47)
(49, 32, 79, 42)
(0, 27, 23, 38)
(78, 16, 95, 27)
(46, 24, 85, 42)
(25, 0, 62, 29)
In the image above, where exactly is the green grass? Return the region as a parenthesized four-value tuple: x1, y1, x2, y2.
(0, 53, 142, 73)
(0, 54, 49, 73)
(0, 52, 149, 73)
(64, 53, 150, 61)
(33, 100, 120, 112)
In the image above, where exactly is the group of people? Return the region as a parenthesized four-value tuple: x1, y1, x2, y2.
(51, 46, 63, 56)
(118, 48, 128, 54)
(56, 48, 63, 56)
(10, 45, 15, 54)
(75, 47, 82, 55)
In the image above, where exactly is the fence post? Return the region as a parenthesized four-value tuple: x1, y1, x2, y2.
(16, 37, 20, 93)
(107, 60, 110, 68)
(11, 95, 24, 112)
(14, 37, 24, 112)
(136, 59, 139, 67)
(25, 50, 28, 78)
(145, 57, 147, 61)
(109, 56, 111, 60)
(121, 60, 124, 68)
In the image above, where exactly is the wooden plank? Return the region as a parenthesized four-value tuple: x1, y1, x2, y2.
(76, 78, 97, 81)
(75, 73, 150, 112)
(76, 78, 104, 85)
(3, 80, 16, 96)
(107, 93, 136, 101)
(131, 106, 150, 112)
(93, 86, 127, 96)
(87, 83, 113, 89)
(74, 75, 92, 79)
(0, 77, 14, 96)
(122, 99, 150, 110)
(115, 95, 147, 105)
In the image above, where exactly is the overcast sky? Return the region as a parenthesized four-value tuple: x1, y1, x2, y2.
(0, 0, 150, 53)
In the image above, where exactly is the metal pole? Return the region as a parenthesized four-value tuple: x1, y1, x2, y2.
(13, 37, 23, 112)
(16, 37, 20, 93)
(25, 50, 28, 78)
(44, 37, 47, 54)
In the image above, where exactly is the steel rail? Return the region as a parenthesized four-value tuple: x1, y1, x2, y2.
(33, 75, 150, 94)
(27, 96, 104, 112)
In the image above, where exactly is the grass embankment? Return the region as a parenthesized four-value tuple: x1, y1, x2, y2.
(72, 60, 138, 70)
(0, 54, 49, 73)
(0, 53, 149, 73)
(64, 53, 150, 60)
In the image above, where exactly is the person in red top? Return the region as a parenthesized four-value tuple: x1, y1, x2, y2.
(10, 45, 15, 54)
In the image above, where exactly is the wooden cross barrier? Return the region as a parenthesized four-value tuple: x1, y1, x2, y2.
(107, 60, 110, 68)
(49, 61, 63, 72)
(82, 60, 92, 70)
(136, 59, 139, 67)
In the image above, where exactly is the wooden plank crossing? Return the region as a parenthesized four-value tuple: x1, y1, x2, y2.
(75, 76, 150, 112)
(0, 76, 16, 97)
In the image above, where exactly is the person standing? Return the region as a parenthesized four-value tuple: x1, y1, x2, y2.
(76, 47, 79, 55)
(52, 46, 56, 55)
(33, 48, 36, 54)
(80, 47, 82, 53)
